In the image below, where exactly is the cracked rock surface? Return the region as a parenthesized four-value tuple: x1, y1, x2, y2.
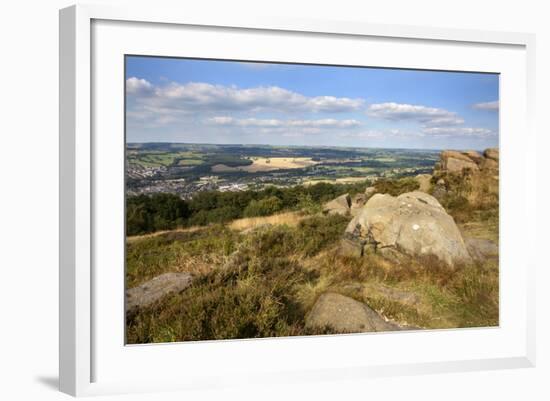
(344, 191, 471, 267)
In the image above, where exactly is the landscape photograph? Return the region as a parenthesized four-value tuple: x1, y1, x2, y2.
(124, 56, 500, 344)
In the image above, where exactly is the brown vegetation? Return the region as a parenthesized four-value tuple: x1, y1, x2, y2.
(126, 209, 498, 343)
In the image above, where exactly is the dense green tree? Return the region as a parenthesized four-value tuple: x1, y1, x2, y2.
(243, 196, 283, 217)
(126, 181, 371, 235)
(126, 193, 190, 235)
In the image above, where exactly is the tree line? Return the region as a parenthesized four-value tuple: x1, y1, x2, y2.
(126, 182, 368, 235)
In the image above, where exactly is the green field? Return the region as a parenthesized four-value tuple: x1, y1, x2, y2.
(128, 150, 204, 168)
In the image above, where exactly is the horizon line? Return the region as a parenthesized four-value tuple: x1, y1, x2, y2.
(126, 141, 498, 153)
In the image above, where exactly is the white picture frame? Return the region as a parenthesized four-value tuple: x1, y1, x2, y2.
(59, 4, 536, 397)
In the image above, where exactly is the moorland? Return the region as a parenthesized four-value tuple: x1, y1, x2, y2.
(125, 144, 499, 344)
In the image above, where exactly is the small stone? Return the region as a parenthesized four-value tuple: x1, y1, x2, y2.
(126, 272, 194, 314)
(305, 293, 401, 333)
(466, 238, 499, 261)
(363, 283, 421, 307)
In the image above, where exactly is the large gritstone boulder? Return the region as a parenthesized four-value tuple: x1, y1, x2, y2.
(305, 293, 400, 333)
(484, 148, 499, 161)
(350, 193, 367, 217)
(364, 186, 377, 199)
(344, 191, 471, 267)
(322, 193, 351, 216)
(433, 148, 499, 177)
(438, 150, 479, 173)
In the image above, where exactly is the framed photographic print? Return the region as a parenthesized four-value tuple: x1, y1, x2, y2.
(59, 4, 536, 397)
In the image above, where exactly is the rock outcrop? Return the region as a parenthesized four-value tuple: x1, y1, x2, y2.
(126, 272, 194, 314)
(462, 150, 484, 164)
(322, 193, 351, 216)
(436, 150, 479, 173)
(364, 186, 377, 199)
(350, 193, 367, 217)
(434, 148, 499, 176)
(305, 293, 400, 333)
(414, 174, 432, 193)
(484, 148, 499, 161)
(432, 148, 499, 205)
(344, 191, 471, 267)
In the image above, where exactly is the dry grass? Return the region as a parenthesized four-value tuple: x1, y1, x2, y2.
(126, 225, 240, 288)
(296, 245, 499, 330)
(126, 225, 206, 243)
(459, 220, 499, 243)
(228, 211, 305, 231)
(126, 187, 499, 342)
(128, 211, 306, 243)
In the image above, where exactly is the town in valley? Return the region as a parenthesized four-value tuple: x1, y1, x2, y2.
(126, 143, 439, 199)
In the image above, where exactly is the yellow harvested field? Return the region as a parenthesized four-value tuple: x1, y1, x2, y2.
(211, 157, 318, 173)
(229, 211, 304, 231)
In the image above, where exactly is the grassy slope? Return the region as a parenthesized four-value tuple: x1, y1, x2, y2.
(126, 202, 499, 343)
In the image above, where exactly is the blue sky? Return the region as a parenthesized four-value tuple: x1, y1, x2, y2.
(126, 56, 499, 150)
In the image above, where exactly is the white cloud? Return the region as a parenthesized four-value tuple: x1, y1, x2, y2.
(422, 126, 494, 137)
(367, 102, 494, 138)
(337, 130, 385, 139)
(338, 129, 419, 139)
(422, 116, 465, 127)
(472, 100, 499, 111)
(127, 79, 364, 114)
(207, 116, 361, 129)
(126, 80, 498, 142)
(367, 102, 463, 125)
(126, 77, 153, 94)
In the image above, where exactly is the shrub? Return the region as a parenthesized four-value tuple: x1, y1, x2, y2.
(294, 215, 349, 256)
(126, 249, 311, 343)
(243, 196, 283, 217)
(374, 177, 419, 196)
(126, 193, 190, 235)
(126, 181, 373, 235)
(296, 193, 322, 215)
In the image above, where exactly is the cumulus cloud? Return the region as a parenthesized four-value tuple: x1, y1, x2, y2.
(126, 77, 153, 94)
(205, 116, 362, 137)
(367, 102, 495, 138)
(126, 79, 498, 142)
(367, 102, 463, 125)
(127, 78, 364, 114)
(422, 126, 494, 137)
(472, 100, 499, 111)
(207, 116, 361, 129)
(337, 130, 387, 139)
(338, 129, 419, 139)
